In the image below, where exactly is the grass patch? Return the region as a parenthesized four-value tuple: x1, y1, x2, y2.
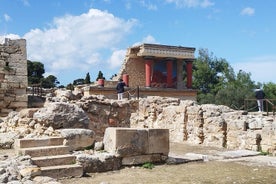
(259, 151, 269, 156)
(142, 162, 154, 169)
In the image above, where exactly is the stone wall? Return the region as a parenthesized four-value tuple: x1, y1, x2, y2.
(0, 39, 28, 116)
(77, 96, 139, 141)
(130, 96, 276, 153)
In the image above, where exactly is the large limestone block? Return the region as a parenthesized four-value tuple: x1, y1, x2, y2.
(103, 128, 149, 157)
(148, 129, 169, 155)
(59, 129, 95, 151)
(76, 152, 121, 173)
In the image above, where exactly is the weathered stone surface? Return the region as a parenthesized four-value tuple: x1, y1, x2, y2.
(33, 102, 90, 129)
(103, 128, 149, 157)
(122, 154, 165, 165)
(131, 96, 276, 154)
(0, 132, 19, 149)
(103, 127, 169, 157)
(19, 166, 41, 178)
(58, 129, 95, 151)
(32, 176, 61, 184)
(0, 39, 27, 116)
(148, 129, 169, 155)
(76, 152, 121, 173)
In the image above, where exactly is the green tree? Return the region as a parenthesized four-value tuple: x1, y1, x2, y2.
(84, 72, 91, 84)
(66, 83, 74, 91)
(193, 49, 255, 109)
(263, 82, 276, 111)
(41, 75, 59, 88)
(96, 71, 105, 81)
(263, 82, 276, 99)
(193, 49, 235, 103)
(215, 70, 255, 109)
(73, 78, 85, 85)
(27, 60, 45, 85)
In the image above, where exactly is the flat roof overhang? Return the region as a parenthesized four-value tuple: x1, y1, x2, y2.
(134, 43, 196, 59)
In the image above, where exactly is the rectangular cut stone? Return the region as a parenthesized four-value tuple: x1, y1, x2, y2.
(104, 128, 170, 157)
(17, 145, 70, 157)
(14, 137, 65, 149)
(9, 101, 27, 108)
(40, 164, 83, 179)
(104, 127, 148, 157)
(148, 129, 169, 155)
(122, 154, 163, 166)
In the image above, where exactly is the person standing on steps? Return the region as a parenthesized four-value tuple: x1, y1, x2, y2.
(255, 88, 265, 112)
(116, 78, 126, 100)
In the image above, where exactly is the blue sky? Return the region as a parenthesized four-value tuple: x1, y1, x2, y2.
(0, 0, 275, 85)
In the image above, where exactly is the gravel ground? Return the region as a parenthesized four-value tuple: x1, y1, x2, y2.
(59, 142, 276, 184)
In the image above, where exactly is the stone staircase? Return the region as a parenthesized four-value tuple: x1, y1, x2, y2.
(15, 137, 83, 179)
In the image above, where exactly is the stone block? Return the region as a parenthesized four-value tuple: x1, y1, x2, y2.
(148, 129, 169, 155)
(9, 101, 28, 108)
(76, 153, 121, 173)
(104, 127, 149, 157)
(103, 128, 170, 157)
(122, 154, 164, 165)
(59, 129, 95, 151)
(14, 137, 65, 149)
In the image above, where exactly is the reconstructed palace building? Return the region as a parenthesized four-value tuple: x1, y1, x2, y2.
(86, 43, 197, 100)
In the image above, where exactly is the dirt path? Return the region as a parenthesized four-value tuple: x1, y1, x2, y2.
(59, 142, 276, 184)
(1, 142, 275, 183)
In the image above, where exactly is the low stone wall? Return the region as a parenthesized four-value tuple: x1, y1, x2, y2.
(130, 96, 276, 153)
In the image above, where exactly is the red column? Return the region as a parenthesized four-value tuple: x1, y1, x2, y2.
(166, 60, 173, 88)
(186, 61, 193, 88)
(145, 59, 152, 87)
(123, 74, 129, 87)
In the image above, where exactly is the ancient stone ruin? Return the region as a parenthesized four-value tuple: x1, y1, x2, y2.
(0, 38, 28, 117)
(0, 39, 275, 183)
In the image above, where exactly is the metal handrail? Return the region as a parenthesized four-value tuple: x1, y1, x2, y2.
(244, 98, 276, 116)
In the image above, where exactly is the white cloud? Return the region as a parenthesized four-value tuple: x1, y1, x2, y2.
(0, 34, 21, 44)
(23, 8, 137, 84)
(232, 56, 276, 84)
(4, 14, 11, 22)
(139, 0, 158, 10)
(165, 0, 214, 8)
(21, 0, 30, 6)
(107, 50, 126, 69)
(241, 7, 255, 16)
(133, 35, 157, 46)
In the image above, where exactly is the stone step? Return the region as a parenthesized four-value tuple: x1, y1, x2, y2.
(17, 145, 70, 157)
(40, 164, 83, 179)
(14, 137, 64, 149)
(31, 154, 76, 167)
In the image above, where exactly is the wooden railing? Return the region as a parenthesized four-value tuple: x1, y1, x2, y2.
(244, 98, 276, 116)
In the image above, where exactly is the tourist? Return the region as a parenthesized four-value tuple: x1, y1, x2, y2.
(255, 88, 265, 112)
(116, 78, 126, 100)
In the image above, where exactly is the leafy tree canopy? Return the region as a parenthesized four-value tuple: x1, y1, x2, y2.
(27, 60, 59, 88)
(41, 75, 60, 88)
(193, 48, 256, 109)
(27, 60, 45, 85)
(73, 78, 85, 85)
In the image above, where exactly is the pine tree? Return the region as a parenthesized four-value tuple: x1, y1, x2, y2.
(84, 72, 91, 84)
